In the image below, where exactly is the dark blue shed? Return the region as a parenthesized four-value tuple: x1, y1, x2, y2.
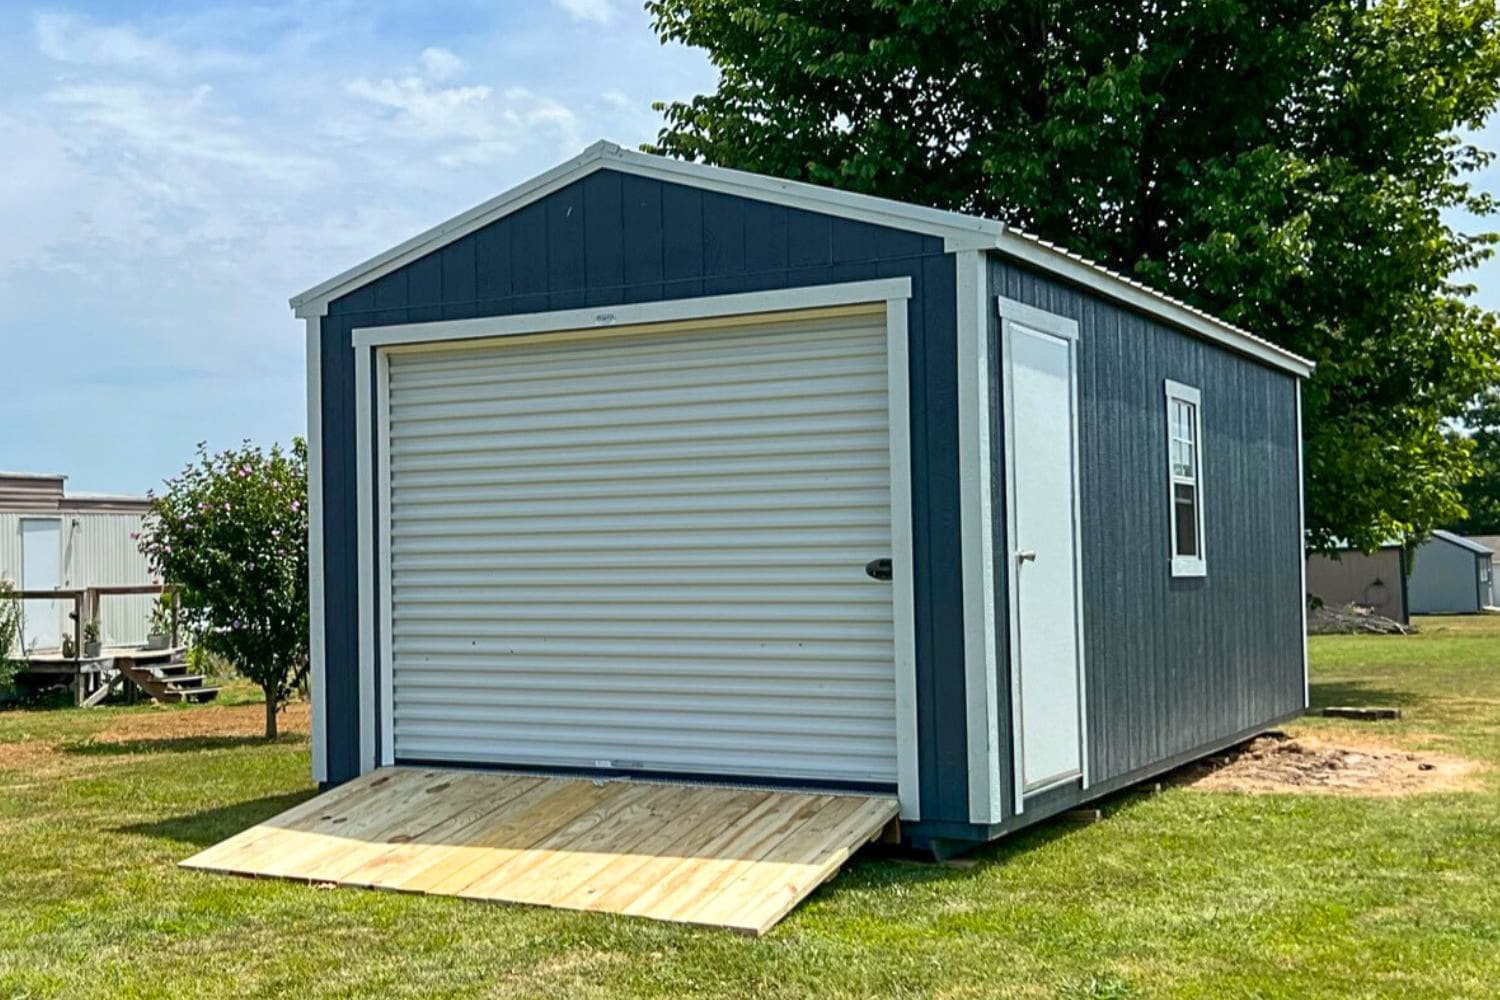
(290, 141, 1313, 855)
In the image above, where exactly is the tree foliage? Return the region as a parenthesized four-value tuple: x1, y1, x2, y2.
(1453, 387, 1500, 534)
(138, 441, 308, 737)
(647, 0, 1500, 551)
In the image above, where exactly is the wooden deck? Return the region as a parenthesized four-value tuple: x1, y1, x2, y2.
(182, 767, 899, 935)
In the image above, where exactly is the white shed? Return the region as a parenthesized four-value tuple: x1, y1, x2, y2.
(0, 472, 157, 652)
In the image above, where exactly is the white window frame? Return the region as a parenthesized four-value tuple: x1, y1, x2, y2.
(1165, 379, 1206, 578)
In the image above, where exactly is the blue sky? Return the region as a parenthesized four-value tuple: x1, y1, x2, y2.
(1, 2, 1496, 495)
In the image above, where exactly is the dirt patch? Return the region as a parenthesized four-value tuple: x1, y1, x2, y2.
(91, 700, 310, 744)
(1183, 731, 1483, 796)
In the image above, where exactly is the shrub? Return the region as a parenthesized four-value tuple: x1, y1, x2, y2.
(138, 440, 308, 737)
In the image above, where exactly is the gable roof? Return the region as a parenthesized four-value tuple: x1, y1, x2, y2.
(1430, 529, 1494, 556)
(290, 140, 1314, 377)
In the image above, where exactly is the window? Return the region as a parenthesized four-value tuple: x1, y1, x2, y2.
(1165, 380, 1205, 577)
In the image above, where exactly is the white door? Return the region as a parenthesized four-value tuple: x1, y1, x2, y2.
(1001, 303, 1085, 796)
(382, 310, 900, 785)
(21, 518, 62, 652)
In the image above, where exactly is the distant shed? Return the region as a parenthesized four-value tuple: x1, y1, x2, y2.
(1305, 544, 1408, 624)
(0, 472, 155, 652)
(1408, 530, 1494, 615)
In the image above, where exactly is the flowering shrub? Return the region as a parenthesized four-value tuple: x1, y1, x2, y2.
(138, 440, 308, 737)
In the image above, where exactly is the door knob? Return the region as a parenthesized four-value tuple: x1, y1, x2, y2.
(1016, 549, 1037, 563)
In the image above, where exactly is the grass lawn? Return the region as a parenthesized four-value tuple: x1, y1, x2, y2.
(1, 619, 1497, 999)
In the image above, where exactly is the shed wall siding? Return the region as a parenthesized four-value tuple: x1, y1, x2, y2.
(318, 169, 970, 821)
(988, 257, 1304, 799)
(1408, 539, 1480, 614)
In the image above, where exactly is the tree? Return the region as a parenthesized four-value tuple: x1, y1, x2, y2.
(138, 441, 308, 737)
(647, 0, 1500, 551)
(1453, 386, 1500, 534)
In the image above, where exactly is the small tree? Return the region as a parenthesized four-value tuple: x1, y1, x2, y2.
(139, 440, 308, 737)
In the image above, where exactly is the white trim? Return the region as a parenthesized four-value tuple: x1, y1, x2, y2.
(958, 252, 1001, 824)
(993, 232, 1314, 378)
(304, 316, 327, 783)
(996, 298, 1089, 810)
(352, 278, 911, 350)
(376, 350, 394, 768)
(356, 280, 922, 818)
(885, 297, 920, 821)
(353, 346, 376, 774)
(289, 140, 1314, 381)
(1164, 379, 1208, 579)
(1296, 381, 1309, 708)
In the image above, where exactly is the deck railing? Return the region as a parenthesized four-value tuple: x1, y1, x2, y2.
(9, 584, 179, 660)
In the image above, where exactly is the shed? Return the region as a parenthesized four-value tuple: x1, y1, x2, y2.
(1306, 544, 1409, 624)
(0, 472, 156, 652)
(213, 142, 1312, 926)
(1408, 530, 1494, 614)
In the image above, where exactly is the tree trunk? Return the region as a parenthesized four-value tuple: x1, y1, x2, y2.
(263, 688, 278, 739)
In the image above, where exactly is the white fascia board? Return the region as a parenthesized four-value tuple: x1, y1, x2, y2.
(991, 231, 1315, 379)
(290, 141, 1001, 319)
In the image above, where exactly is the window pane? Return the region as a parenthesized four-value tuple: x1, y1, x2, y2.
(1174, 483, 1198, 556)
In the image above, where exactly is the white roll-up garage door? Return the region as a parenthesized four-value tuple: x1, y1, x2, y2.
(384, 308, 898, 784)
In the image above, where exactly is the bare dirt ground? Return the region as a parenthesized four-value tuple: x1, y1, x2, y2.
(90, 700, 310, 743)
(0, 700, 310, 775)
(1183, 731, 1484, 796)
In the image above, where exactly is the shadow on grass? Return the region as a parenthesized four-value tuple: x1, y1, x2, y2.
(116, 790, 315, 848)
(61, 733, 305, 757)
(1309, 679, 1421, 711)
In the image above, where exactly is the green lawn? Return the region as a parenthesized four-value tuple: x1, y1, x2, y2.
(1, 619, 1497, 999)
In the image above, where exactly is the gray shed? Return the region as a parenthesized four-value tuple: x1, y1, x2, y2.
(288, 142, 1313, 857)
(1408, 530, 1494, 614)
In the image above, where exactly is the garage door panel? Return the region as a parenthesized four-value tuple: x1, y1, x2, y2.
(388, 317, 880, 380)
(387, 314, 898, 785)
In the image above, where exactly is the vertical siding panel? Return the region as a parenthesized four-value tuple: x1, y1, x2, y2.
(661, 183, 704, 291)
(474, 221, 512, 302)
(621, 175, 664, 302)
(439, 238, 477, 321)
(744, 201, 789, 279)
(787, 210, 832, 269)
(510, 201, 550, 301)
(582, 171, 624, 305)
(702, 191, 747, 290)
(405, 252, 442, 323)
(546, 182, 587, 310)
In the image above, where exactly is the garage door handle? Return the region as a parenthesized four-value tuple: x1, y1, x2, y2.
(865, 558, 893, 581)
(1016, 549, 1037, 563)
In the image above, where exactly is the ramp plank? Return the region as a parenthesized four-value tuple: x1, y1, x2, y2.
(181, 766, 896, 934)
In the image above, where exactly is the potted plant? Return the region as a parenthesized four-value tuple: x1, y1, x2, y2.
(145, 592, 174, 650)
(82, 618, 101, 658)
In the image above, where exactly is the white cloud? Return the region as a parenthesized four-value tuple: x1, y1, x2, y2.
(419, 46, 465, 81)
(553, 0, 616, 25)
(601, 88, 630, 110)
(342, 73, 580, 164)
(48, 83, 329, 188)
(33, 10, 249, 75)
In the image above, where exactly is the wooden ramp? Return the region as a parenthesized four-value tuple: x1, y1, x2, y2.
(181, 767, 898, 935)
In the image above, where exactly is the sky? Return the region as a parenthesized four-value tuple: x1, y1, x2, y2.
(0, 0, 718, 494)
(0, 1, 1496, 496)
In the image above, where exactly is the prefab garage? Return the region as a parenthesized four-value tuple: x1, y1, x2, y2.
(188, 142, 1312, 931)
